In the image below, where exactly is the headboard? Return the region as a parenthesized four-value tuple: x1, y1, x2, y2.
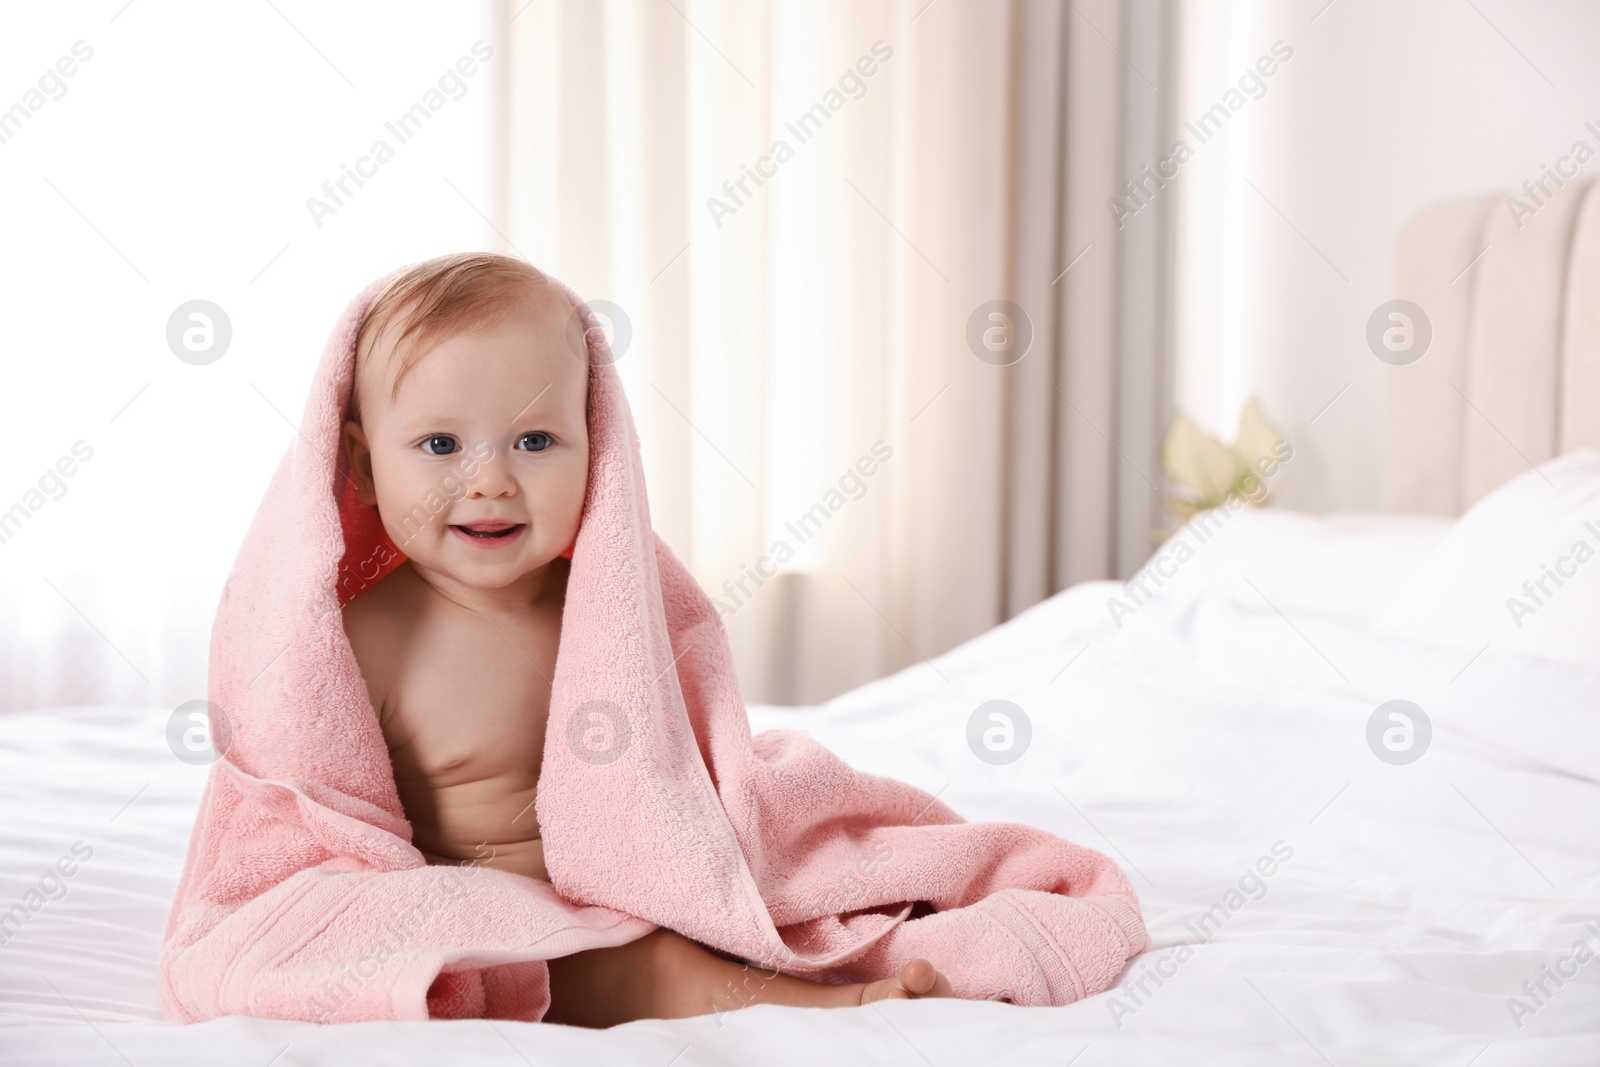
(1384, 178, 1600, 515)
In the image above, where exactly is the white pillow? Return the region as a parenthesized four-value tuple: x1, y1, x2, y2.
(1136, 507, 1450, 623)
(1370, 448, 1600, 667)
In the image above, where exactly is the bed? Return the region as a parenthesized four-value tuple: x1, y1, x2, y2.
(4, 501, 1598, 1064)
(4, 194, 1600, 1063)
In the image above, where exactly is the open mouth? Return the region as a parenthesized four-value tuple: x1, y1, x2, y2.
(449, 522, 526, 546)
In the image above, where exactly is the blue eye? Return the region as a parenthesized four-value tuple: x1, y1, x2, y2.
(517, 432, 553, 452)
(420, 435, 458, 456)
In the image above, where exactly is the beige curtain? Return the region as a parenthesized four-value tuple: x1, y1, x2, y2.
(499, 0, 1169, 704)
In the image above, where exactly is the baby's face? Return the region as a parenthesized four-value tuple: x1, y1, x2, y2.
(343, 289, 589, 593)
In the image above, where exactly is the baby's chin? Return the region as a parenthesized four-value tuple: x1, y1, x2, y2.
(419, 555, 566, 594)
(403, 527, 566, 590)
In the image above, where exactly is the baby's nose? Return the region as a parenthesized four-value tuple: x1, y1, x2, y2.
(463, 454, 517, 496)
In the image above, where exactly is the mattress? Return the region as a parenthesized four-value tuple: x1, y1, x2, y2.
(2, 509, 1597, 1065)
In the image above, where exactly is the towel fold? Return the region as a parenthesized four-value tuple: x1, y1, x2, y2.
(159, 267, 1148, 1023)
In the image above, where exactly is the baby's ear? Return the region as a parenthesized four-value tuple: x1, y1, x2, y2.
(342, 420, 379, 506)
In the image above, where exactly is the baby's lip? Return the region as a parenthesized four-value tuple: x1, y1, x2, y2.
(454, 520, 520, 533)
(448, 521, 527, 548)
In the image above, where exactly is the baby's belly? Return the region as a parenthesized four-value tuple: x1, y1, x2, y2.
(398, 770, 546, 878)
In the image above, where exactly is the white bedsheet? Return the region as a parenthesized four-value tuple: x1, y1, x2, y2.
(2, 511, 1598, 1065)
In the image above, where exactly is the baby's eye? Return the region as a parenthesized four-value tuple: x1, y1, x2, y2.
(420, 435, 459, 456)
(517, 431, 553, 452)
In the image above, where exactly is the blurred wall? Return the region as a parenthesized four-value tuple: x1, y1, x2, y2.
(1168, 0, 1600, 512)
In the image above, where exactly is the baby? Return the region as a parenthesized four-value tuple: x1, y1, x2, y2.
(338, 253, 953, 1027)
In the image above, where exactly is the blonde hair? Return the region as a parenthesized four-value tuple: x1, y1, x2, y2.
(351, 252, 558, 420)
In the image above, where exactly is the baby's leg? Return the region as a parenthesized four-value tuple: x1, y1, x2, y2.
(543, 927, 952, 1028)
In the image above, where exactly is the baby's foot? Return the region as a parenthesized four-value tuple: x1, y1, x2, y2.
(857, 958, 954, 1004)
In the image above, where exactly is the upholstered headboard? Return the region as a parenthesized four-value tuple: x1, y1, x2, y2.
(1384, 178, 1600, 515)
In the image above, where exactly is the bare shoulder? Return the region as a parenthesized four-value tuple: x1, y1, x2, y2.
(340, 564, 419, 718)
(341, 567, 411, 644)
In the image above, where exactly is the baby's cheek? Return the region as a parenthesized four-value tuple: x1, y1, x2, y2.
(564, 450, 588, 498)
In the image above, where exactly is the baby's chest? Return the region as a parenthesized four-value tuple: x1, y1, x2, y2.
(381, 643, 555, 783)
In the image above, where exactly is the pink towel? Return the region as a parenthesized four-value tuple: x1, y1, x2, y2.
(159, 268, 1149, 1024)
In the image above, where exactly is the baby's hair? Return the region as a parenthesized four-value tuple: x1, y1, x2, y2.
(351, 252, 558, 421)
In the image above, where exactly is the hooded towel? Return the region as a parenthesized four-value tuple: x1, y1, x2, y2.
(158, 267, 1148, 1023)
